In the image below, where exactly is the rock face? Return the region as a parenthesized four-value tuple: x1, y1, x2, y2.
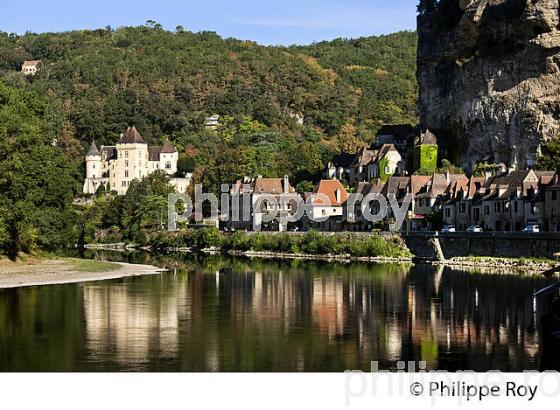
(417, 0, 560, 170)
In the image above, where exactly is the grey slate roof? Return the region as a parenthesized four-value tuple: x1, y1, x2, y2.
(117, 126, 146, 144)
(160, 139, 177, 154)
(86, 140, 100, 156)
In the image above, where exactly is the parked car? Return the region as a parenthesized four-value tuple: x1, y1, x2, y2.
(466, 225, 483, 233)
(441, 225, 456, 233)
(522, 224, 540, 233)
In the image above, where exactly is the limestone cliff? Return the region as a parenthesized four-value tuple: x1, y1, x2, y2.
(417, 0, 560, 170)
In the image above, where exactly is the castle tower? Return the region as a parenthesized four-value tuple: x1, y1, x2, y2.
(115, 126, 149, 195)
(83, 140, 101, 194)
(413, 129, 438, 174)
(159, 138, 178, 175)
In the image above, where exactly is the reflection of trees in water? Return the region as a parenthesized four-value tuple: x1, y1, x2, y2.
(0, 254, 552, 371)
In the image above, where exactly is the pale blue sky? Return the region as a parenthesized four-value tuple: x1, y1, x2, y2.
(2, 0, 418, 45)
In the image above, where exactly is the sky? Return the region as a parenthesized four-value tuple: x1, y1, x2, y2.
(1, 0, 418, 45)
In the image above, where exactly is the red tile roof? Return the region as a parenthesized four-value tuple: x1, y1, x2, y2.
(311, 180, 349, 206)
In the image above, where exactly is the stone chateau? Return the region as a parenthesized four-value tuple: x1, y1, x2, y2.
(83, 126, 191, 196)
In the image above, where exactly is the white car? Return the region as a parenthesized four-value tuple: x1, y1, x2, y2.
(466, 225, 483, 233)
(522, 224, 540, 233)
(441, 226, 456, 233)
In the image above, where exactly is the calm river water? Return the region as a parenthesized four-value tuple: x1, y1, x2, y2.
(0, 252, 556, 372)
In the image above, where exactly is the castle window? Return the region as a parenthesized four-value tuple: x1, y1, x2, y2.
(125, 170, 129, 178)
(125, 151, 129, 158)
(92, 164, 95, 169)
(165, 162, 171, 169)
(125, 160, 129, 167)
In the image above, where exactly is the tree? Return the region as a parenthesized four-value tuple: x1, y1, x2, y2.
(0, 82, 79, 257)
(335, 121, 367, 153)
(537, 139, 560, 172)
(417, 0, 438, 15)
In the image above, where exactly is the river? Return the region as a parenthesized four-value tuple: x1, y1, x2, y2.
(0, 251, 555, 371)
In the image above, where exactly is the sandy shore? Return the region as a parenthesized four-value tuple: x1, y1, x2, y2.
(0, 258, 167, 289)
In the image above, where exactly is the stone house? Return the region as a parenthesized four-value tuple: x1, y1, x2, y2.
(365, 144, 403, 181)
(229, 176, 299, 232)
(476, 170, 554, 232)
(305, 179, 349, 232)
(442, 176, 485, 230)
(341, 181, 385, 232)
(373, 124, 418, 172)
(21, 60, 40, 76)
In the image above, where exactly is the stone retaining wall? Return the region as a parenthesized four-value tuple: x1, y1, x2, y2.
(404, 232, 560, 260)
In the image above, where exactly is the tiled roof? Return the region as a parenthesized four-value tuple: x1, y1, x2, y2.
(22, 60, 40, 68)
(100, 146, 117, 160)
(479, 170, 536, 200)
(410, 175, 431, 197)
(418, 129, 438, 145)
(148, 146, 162, 161)
(117, 126, 146, 144)
(253, 178, 295, 194)
(86, 140, 100, 156)
(351, 148, 378, 167)
(383, 176, 411, 197)
(311, 180, 349, 206)
(161, 139, 176, 154)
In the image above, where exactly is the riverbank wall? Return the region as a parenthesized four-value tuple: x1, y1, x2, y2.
(404, 232, 560, 260)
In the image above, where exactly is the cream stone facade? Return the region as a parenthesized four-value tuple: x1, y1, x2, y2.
(83, 126, 192, 196)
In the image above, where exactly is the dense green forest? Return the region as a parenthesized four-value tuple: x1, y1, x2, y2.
(0, 25, 418, 187)
(0, 24, 418, 255)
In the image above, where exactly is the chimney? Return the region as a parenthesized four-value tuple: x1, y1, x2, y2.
(335, 189, 341, 204)
(283, 175, 289, 194)
(445, 170, 450, 183)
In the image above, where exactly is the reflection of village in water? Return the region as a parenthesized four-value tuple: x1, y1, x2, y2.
(0, 254, 551, 371)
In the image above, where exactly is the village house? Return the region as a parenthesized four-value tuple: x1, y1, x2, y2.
(325, 144, 403, 184)
(204, 114, 220, 130)
(442, 176, 485, 230)
(365, 144, 404, 181)
(474, 170, 555, 232)
(344, 181, 385, 232)
(349, 148, 377, 183)
(21, 60, 40, 76)
(373, 124, 417, 172)
(304, 179, 348, 231)
(83, 126, 192, 196)
(228, 176, 299, 232)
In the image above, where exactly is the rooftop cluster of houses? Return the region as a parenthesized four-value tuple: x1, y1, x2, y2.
(225, 169, 559, 233)
(225, 125, 560, 233)
(325, 126, 438, 183)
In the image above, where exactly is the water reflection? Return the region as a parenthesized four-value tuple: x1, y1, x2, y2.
(0, 253, 554, 371)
